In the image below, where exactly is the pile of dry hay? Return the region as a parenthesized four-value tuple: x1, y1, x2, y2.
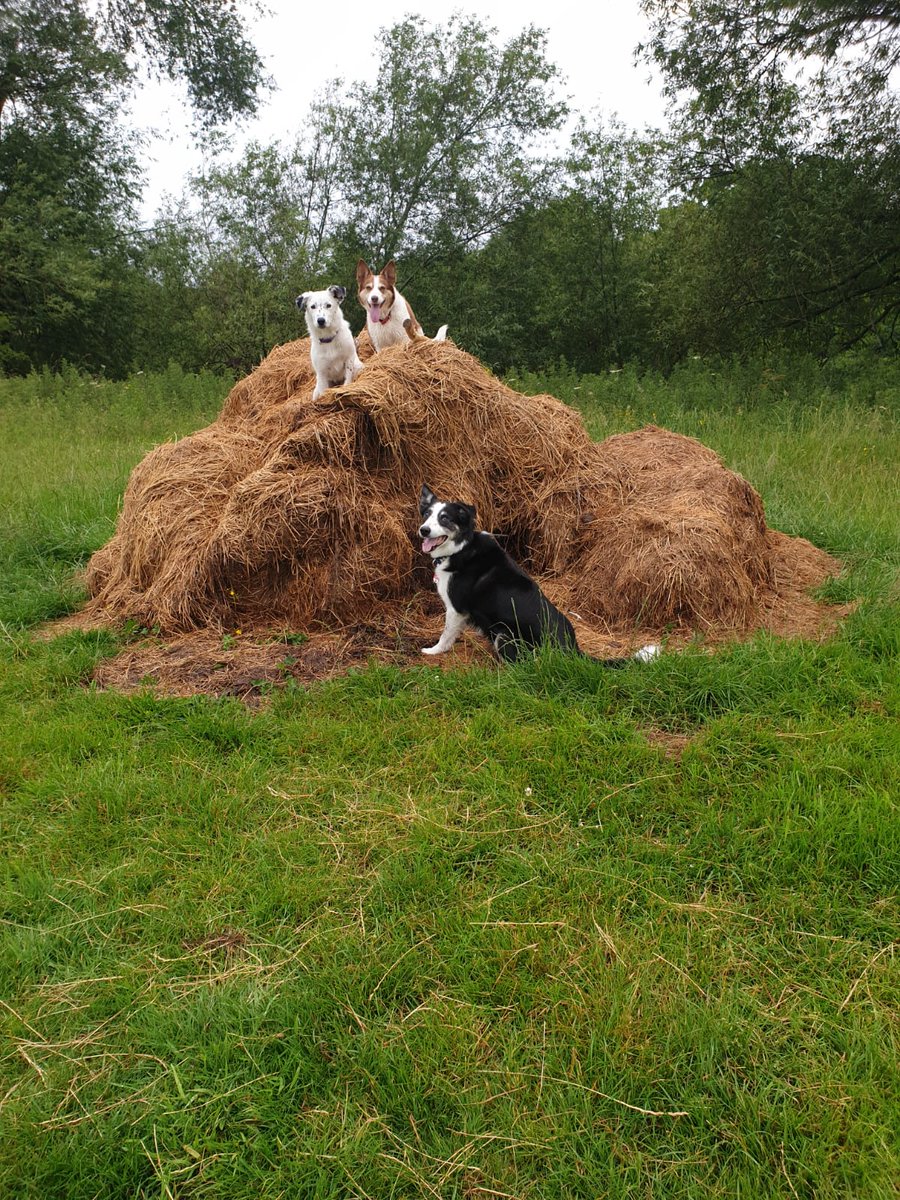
(83, 332, 842, 675)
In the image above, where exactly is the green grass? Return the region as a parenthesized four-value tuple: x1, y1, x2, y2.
(0, 359, 898, 1198)
(0, 364, 227, 627)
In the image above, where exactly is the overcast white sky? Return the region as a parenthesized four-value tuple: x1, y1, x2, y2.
(128, 1, 668, 221)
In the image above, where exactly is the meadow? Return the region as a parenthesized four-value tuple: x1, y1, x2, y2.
(0, 358, 898, 1198)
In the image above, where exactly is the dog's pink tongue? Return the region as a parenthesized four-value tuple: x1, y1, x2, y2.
(369, 303, 382, 324)
(422, 537, 440, 553)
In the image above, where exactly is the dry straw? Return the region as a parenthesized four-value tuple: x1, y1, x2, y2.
(84, 334, 840, 649)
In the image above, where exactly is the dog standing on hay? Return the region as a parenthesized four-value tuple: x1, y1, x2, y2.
(418, 485, 660, 666)
(356, 260, 448, 350)
(296, 285, 363, 401)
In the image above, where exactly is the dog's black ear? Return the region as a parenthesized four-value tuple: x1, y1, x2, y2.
(295, 293, 308, 312)
(455, 502, 476, 529)
(329, 285, 346, 304)
(419, 484, 437, 515)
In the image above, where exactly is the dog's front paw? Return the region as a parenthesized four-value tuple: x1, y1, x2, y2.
(421, 644, 444, 656)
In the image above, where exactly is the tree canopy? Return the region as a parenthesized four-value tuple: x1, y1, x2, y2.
(640, 0, 900, 175)
(0, 0, 267, 371)
(2, 6, 899, 375)
(1, 0, 266, 129)
(635, 0, 900, 358)
(332, 15, 567, 264)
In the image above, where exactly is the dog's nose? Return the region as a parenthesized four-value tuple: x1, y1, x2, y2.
(418, 525, 428, 537)
(317, 316, 326, 326)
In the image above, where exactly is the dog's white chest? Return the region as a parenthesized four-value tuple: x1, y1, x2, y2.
(312, 330, 353, 376)
(368, 317, 401, 350)
(369, 296, 412, 350)
(433, 560, 456, 612)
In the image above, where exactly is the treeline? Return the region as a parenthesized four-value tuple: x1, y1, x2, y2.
(2, 2, 899, 378)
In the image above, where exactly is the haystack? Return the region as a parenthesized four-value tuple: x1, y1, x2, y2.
(84, 334, 840, 655)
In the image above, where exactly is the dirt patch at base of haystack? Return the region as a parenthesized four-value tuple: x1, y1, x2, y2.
(46, 331, 850, 697)
(87, 624, 493, 700)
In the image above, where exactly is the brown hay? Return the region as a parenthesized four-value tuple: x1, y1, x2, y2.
(81, 334, 844, 682)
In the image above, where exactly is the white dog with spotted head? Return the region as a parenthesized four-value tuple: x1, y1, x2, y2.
(296, 285, 363, 401)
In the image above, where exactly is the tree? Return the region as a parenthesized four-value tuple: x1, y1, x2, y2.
(0, 0, 265, 132)
(563, 117, 664, 368)
(0, 3, 137, 371)
(388, 120, 663, 375)
(642, 1, 900, 110)
(133, 14, 571, 372)
(638, 0, 900, 356)
(332, 15, 567, 268)
(0, 0, 266, 373)
(640, 0, 900, 178)
(133, 129, 349, 372)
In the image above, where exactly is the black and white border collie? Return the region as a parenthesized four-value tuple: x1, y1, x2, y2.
(418, 485, 660, 665)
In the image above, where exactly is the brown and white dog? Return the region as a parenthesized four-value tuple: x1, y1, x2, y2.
(356, 260, 448, 351)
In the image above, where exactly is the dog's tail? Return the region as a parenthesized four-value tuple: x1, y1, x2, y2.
(403, 316, 449, 343)
(591, 643, 661, 668)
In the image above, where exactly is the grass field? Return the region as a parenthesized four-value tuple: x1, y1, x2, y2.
(1, 358, 898, 1198)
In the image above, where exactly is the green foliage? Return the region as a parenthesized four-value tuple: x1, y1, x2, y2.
(0, 139, 141, 373)
(640, 0, 900, 169)
(0, 1, 129, 126)
(99, 0, 267, 127)
(0, 2, 139, 373)
(0, 0, 266, 375)
(133, 133, 349, 372)
(640, 153, 900, 361)
(638, 0, 900, 358)
(427, 118, 665, 372)
(129, 14, 570, 372)
(334, 14, 567, 261)
(3, 4, 900, 375)
(131, 15, 900, 374)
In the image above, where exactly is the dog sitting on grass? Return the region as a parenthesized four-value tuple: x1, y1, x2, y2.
(296, 285, 363, 401)
(418, 484, 660, 665)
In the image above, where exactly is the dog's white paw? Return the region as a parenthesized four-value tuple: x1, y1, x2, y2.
(634, 643, 661, 663)
(421, 645, 444, 656)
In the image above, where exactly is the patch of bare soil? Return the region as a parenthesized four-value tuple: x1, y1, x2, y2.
(642, 729, 696, 761)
